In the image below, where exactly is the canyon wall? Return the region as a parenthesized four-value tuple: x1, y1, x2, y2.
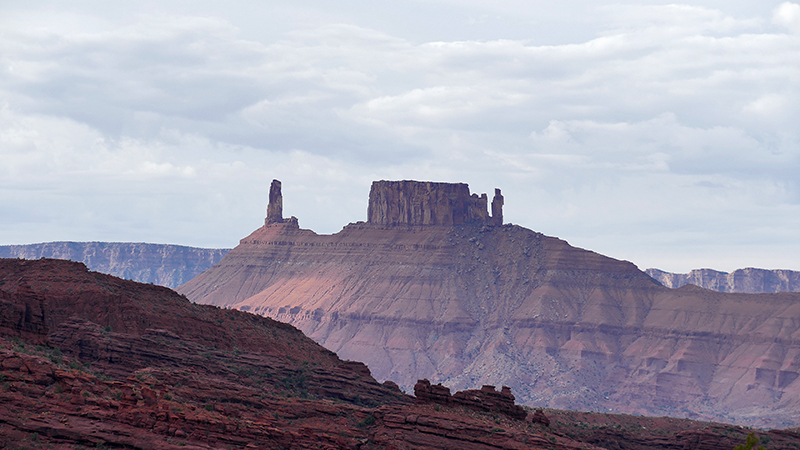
(647, 267, 800, 293)
(179, 180, 800, 428)
(0, 242, 229, 288)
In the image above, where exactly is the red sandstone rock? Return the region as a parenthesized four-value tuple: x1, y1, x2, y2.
(179, 180, 800, 428)
(0, 258, 613, 449)
(529, 409, 550, 427)
(415, 379, 528, 420)
(1, 257, 797, 450)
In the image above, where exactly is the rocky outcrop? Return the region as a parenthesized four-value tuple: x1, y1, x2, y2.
(647, 267, 800, 293)
(414, 379, 527, 420)
(367, 180, 502, 226)
(0, 242, 229, 288)
(180, 179, 800, 428)
(0, 258, 400, 405)
(529, 409, 550, 427)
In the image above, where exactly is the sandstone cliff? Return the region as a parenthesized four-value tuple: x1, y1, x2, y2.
(180, 180, 800, 428)
(647, 267, 800, 293)
(367, 180, 502, 226)
(0, 242, 229, 288)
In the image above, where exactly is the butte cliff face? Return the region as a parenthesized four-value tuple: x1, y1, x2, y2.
(179, 180, 800, 428)
(367, 180, 501, 226)
(0, 242, 229, 288)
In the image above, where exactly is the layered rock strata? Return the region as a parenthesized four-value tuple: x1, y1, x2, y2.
(0, 242, 228, 288)
(180, 179, 800, 428)
(647, 267, 800, 293)
(414, 379, 527, 420)
(367, 180, 502, 226)
(1, 257, 623, 449)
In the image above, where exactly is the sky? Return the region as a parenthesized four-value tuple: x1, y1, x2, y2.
(1, 1, 798, 273)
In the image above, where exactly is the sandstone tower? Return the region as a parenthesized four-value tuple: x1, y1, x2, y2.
(367, 180, 503, 226)
(266, 179, 283, 224)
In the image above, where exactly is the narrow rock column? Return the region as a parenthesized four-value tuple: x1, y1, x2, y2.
(491, 188, 504, 226)
(266, 179, 283, 224)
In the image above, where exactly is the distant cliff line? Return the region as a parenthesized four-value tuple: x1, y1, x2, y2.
(0, 242, 230, 288)
(646, 267, 800, 294)
(3, 246, 799, 294)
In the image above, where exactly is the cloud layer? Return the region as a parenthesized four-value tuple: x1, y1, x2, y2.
(1, 1, 798, 272)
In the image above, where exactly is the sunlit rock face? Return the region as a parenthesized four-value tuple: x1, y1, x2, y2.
(647, 267, 800, 294)
(179, 179, 800, 428)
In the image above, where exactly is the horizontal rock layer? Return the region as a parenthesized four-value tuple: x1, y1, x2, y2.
(180, 219, 800, 428)
(647, 267, 800, 293)
(0, 242, 229, 288)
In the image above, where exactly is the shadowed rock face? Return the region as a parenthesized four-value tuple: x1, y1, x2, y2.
(647, 267, 800, 293)
(367, 180, 502, 226)
(179, 180, 800, 428)
(266, 179, 284, 224)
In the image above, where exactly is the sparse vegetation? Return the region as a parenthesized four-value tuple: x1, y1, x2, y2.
(357, 414, 376, 428)
(734, 432, 766, 450)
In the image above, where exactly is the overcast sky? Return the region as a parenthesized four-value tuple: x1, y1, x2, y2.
(1, 1, 798, 273)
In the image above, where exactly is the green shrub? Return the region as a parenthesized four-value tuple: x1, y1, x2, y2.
(734, 432, 766, 450)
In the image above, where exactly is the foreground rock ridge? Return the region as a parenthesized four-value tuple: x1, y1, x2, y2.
(0, 241, 229, 288)
(5, 258, 799, 449)
(647, 267, 800, 294)
(180, 179, 800, 428)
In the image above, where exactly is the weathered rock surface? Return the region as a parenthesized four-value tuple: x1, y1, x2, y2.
(180, 180, 800, 429)
(0, 257, 618, 450)
(647, 267, 800, 293)
(3, 257, 799, 449)
(367, 180, 502, 226)
(414, 379, 527, 420)
(0, 242, 229, 288)
(545, 409, 800, 450)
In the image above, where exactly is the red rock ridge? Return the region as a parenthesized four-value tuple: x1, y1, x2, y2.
(414, 379, 527, 420)
(2, 257, 797, 449)
(1, 256, 617, 449)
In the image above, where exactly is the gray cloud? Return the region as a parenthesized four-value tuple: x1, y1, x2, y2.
(0, 1, 798, 272)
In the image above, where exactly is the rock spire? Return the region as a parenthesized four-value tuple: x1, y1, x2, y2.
(491, 188, 504, 226)
(266, 179, 283, 224)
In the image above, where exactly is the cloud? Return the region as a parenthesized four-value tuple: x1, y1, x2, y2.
(0, 2, 798, 272)
(774, 2, 800, 34)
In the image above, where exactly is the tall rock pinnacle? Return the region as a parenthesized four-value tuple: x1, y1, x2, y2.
(266, 179, 283, 224)
(491, 188, 504, 226)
